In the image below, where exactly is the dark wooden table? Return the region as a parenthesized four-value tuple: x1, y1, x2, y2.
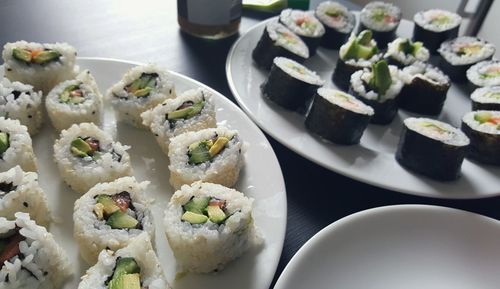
(1, 0, 500, 288)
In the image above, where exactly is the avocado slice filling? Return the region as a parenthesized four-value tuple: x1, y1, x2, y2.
(59, 83, 85, 104)
(398, 39, 423, 56)
(485, 92, 500, 99)
(187, 136, 230, 165)
(0, 132, 10, 156)
(181, 196, 228, 225)
(167, 100, 205, 123)
(474, 111, 500, 128)
(125, 73, 158, 98)
(70, 137, 100, 159)
(108, 257, 141, 289)
(430, 14, 450, 25)
(12, 48, 61, 65)
(368, 60, 392, 97)
(341, 30, 379, 60)
(94, 192, 139, 230)
(457, 44, 482, 56)
(422, 122, 448, 134)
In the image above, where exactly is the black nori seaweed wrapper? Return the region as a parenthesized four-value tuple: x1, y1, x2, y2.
(305, 92, 372, 144)
(252, 27, 308, 70)
(399, 77, 450, 115)
(413, 23, 459, 54)
(461, 121, 500, 166)
(472, 101, 500, 111)
(332, 59, 366, 91)
(349, 85, 399, 125)
(261, 62, 321, 111)
(396, 125, 468, 181)
(359, 25, 396, 49)
(385, 56, 407, 69)
(321, 26, 352, 50)
(439, 55, 493, 83)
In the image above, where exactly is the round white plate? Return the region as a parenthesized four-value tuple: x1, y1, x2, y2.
(274, 205, 500, 289)
(1, 58, 287, 289)
(226, 16, 500, 199)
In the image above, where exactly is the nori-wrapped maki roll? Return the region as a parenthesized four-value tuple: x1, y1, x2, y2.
(315, 1, 356, 49)
(467, 60, 500, 92)
(461, 111, 500, 166)
(413, 9, 462, 54)
(359, 1, 402, 48)
(252, 22, 309, 70)
(305, 88, 374, 145)
(349, 60, 403, 125)
(471, 86, 500, 111)
(396, 117, 470, 181)
(332, 30, 381, 91)
(384, 38, 430, 68)
(399, 61, 450, 115)
(279, 9, 325, 56)
(261, 57, 324, 111)
(438, 36, 496, 83)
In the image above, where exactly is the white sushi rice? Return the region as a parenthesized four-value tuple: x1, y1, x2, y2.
(360, 1, 401, 32)
(400, 61, 450, 86)
(0, 78, 43, 135)
(280, 9, 325, 37)
(0, 212, 72, 289)
(267, 22, 309, 58)
(0, 117, 37, 172)
(141, 88, 217, 155)
(46, 69, 103, 131)
(315, 1, 355, 33)
(77, 232, 168, 289)
(414, 9, 462, 32)
(466, 60, 500, 87)
(73, 176, 155, 264)
(471, 86, 500, 105)
(438, 36, 495, 66)
(385, 38, 430, 65)
(274, 57, 325, 85)
(2, 41, 79, 94)
(107, 64, 176, 129)
(53, 122, 133, 193)
(463, 111, 500, 135)
(0, 166, 51, 227)
(168, 126, 244, 190)
(404, 117, 470, 145)
(164, 181, 262, 273)
(317, 87, 374, 115)
(350, 65, 403, 102)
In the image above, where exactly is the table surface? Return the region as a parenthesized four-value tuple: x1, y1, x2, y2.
(1, 0, 500, 287)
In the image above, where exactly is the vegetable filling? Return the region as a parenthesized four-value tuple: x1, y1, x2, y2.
(166, 98, 205, 128)
(93, 192, 141, 230)
(341, 30, 379, 60)
(106, 257, 141, 289)
(474, 112, 500, 129)
(124, 73, 158, 98)
(12, 48, 61, 65)
(181, 196, 228, 225)
(0, 132, 9, 157)
(59, 83, 85, 104)
(187, 135, 231, 165)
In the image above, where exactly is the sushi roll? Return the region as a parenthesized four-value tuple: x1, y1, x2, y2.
(279, 9, 325, 55)
(305, 88, 374, 145)
(45, 69, 103, 131)
(384, 38, 430, 68)
(413, 9, 462, 54)
(461, 111, 500, 166)
(0, 166, 51, 227)
(168, 127, 243, 190)
(73, 176, 155, 264)
(53, 122, 133, 193)
(77, 232, 168, 289)
(261, 57, 324, 111)
(0, 212, 72, 289)
(399, 61, 451, 115)
(466, 60, 500, 91)
(164, 181, 261, 273)
(396, 117, 469, 181)
(315, 1, 356, 49)
(359, 1, 402, 48)
(438, 36, 495, 83)
(252, 22, 309, 70)
(0, 117, 37, 172)
(2, 41, 78, 94)
(332, 30, 381, 91)
(349, 60, 403, 124)
(107, 64, 175, 129)
(471, 86, 500, 111)
(141, 88, 217, 155)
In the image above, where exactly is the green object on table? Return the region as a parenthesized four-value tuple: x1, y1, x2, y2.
(287, 0, 309, 9)
(243, 0, 287, 12)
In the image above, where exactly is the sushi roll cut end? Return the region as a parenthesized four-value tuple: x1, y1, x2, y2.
(461, 111, 500, 165)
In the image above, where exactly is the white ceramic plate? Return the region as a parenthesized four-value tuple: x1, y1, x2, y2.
(226, 16, 500, 199)
(1, 58, 287, 289)
(274, 205, 500, 289)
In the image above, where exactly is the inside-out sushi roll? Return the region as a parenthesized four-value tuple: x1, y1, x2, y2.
(413, 9, 462, 54)
(399, 61, 451, 115)
(466, 60, 500, 91)
(349, 60, 403, 124)
(438, 36, 496, 82)
(73, 176, 155, 264)
(0, 78, 43, 136)
(359, 1, 402, 48)
(305, 88, 374, 144)
(252, 22, 309, 70)
(46, 69, 103, 131)
(141, 88, 217, 155)
(396, 117, 469, 181)
(261, 57, 324, 112)
(384, 38, 430, 68)
(333, 30, 381, 90)
(315, 1, 356, 49)
(0, 117, 37, 172)
(0, 166, 50, 227)
(461, 111, 500, 166)
(471, 86, 500, 111)
(168, 127, 243, 190)
(2, 41, 78, 94)
(279, 9, 325, 55)
(0, 212, 72, 289)
(108, 64, 175, 129)
(77, 232, 168, 289)
(53, 122, 133, 193)
(164, 181, 261, 273)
